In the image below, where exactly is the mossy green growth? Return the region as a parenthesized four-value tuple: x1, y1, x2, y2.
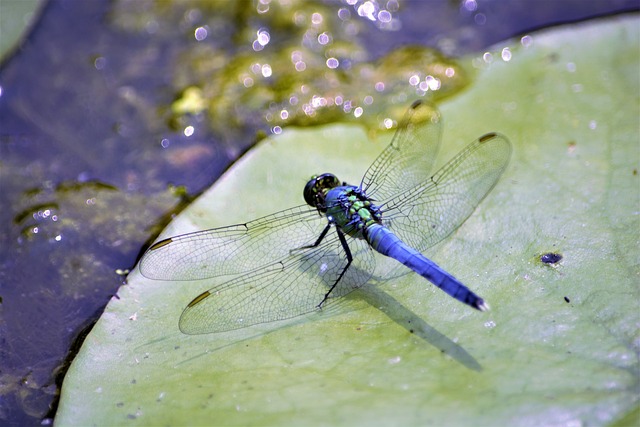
(197, 45, 467, 131)
(56, 16, 639, 427)
(122, 0, 468, 134)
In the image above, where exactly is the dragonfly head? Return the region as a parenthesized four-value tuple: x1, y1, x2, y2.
(304, 173, 341, 210)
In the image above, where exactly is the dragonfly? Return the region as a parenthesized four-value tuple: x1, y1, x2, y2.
(139, 100, 511, 334)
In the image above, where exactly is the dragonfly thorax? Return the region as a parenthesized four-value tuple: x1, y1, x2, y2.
(304, 173, 382, 238)
(324, 186, 383, 239)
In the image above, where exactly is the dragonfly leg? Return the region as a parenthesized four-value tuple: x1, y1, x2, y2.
(318, 228, 353, 308)
(290, 223, 332, 253)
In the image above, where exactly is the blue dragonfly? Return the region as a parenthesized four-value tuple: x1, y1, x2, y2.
(139, 100, 511, 334)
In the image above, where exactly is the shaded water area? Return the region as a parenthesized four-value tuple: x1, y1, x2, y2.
(0, 1, 637, 425)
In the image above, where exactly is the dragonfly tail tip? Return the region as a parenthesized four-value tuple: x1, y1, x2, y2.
(477, 300, 490, 311)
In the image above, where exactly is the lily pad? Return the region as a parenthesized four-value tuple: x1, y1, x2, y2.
(0, 0, 45, 61)
(55, 16, 639, 426)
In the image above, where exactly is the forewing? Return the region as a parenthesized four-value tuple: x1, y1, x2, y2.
(178, 233, 375, 334)
(361, 100, 442, 202)
(381, 133, 512, 252)
(138, 205, 326, 281)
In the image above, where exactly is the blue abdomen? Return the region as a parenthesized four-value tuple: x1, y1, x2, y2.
(365, 224, 487, 310)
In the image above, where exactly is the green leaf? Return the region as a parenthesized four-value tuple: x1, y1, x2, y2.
(56, 16, 639, 426)
(0, 0, 45, 61)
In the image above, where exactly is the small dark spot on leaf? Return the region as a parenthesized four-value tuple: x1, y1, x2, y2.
(633, 168, 638, 176)
(541, 252, 562, 264)
(546, 52, 560, 63)
(564, 296, 570, 303)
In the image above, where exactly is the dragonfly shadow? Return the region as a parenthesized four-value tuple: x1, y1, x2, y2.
(319, 256, 482, 372)
(355, 279, 483, 372)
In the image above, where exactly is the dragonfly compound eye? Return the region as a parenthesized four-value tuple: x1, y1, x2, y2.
(303, 173, 341, 208)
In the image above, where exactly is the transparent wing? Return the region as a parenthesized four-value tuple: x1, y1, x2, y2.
(361, 100, 442, 202)
(178, 232, 375, 334)
(139, 205, 328, 281)
(381, 132, 512, 253)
